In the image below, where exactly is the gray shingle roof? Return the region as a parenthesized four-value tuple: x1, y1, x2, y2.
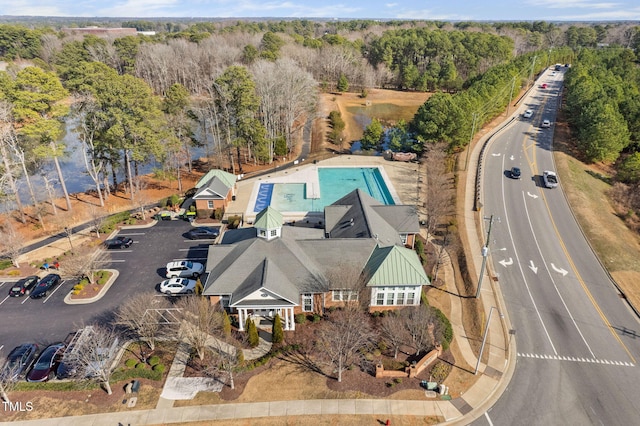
(324, 189, 412, 246)
(193, 176, 230, 200)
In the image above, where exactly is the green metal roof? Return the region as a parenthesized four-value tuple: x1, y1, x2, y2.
(365, 245, 429, 287)
(254, 206, 283, 230)
(195, 169, 236, 189)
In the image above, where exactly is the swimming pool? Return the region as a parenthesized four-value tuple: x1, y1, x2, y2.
(253, 167, 395, 213)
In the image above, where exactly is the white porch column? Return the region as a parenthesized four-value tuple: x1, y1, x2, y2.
(289, 307, 295, 331)
(238, 309, 245, 331)
(283, 308, 290, 330)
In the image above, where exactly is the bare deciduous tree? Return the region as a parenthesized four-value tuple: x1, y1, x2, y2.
(400, 305, 437, 355)
(116, 293, 173, 351)
(0, 350, 21, 403)
(63, 247, 111, 285)
(315, 307, 376, 382)
(175, 296, 224, 361)
(0, 220, 25, 267)
(379, 312, 409, 359)
(59, 325, 120, 395)
(423, 143, 454, 241)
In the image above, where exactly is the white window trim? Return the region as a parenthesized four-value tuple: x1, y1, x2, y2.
(371, 286, 419, 306)
(302, 293, 313, 312)
(207, 200, 214, 209)
(332, 289, 358, 302)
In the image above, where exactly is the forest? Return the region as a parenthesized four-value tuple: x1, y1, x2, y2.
(0, 18, 639, 230)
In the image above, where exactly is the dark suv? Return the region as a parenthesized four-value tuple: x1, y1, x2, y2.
(9, 276, 39, 297)
(30, 274, 62, 299)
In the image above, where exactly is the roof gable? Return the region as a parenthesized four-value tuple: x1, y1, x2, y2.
(195, 169, 236, 189)
(231, 259, 298, 306)
(365, 245, 429, 287)
(193, 177, 230, 200)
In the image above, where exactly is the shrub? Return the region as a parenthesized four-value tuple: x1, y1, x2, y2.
(272, 314, 284, 344)
(294, 314, 306, 324)
(152, 364, 165, 374)
(236, 347, 245, 364)
(168, 194, 180, 207)
(73, 283, 85, 292)
(430, 306, 453, 350)
(125, 359, 137, 368)
(394, 377, 402, 384)
(372, 348, 381, 357)
(148, 355, 160, 366)
(0, 259, 12, 270)
(247, 320, 259, 348)
(222, 311, 231, 337)
(135, 362, 146, 369)
(111, 367, 162, 382)
(99, 211, 131, 234)
(213, 207, 225, 220)
(312, 313, 321, 323)
(430, 361, 452, 383)
(227, 215, 242, 229)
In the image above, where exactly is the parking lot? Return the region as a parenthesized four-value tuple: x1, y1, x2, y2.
(0, 220, 217, 359)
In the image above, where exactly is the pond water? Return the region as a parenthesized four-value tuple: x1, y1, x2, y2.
(3, 121, 204, 212)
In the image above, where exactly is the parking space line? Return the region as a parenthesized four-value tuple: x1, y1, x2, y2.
(173, 258, 207, 262)
(118, 232, 146, 235)
(0, 295, 9, 306)
(182, 239, 215, 243)
(21, 296, 31, 305)
(110, 259, 126, 263)
(178, 248, 209, 251)
(111, 250, 133, 253)
(42, 280, 66, 304)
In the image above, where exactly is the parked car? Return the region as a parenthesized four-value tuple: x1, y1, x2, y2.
(104, 236, 133, 249)
(26, 343, 65, 382)
(541, 119, 551, 128)
(165, 261, 204, 279)
(186, 227, 220, 240)
(0, 343, 38, 381)
(543, 170, 558, 188)
(29, 273, 62, 299)
(510, 167, 522, 179)
(8, 275, 39, 297)
(159, 277, 197, 295)
(523, 109, 533, 119)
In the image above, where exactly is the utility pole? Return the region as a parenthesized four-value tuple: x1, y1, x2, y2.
(475, 214, 494, 299)
(475, 306, 503, 375)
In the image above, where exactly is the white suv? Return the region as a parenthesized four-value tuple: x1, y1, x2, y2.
(165, 261, 204, 278)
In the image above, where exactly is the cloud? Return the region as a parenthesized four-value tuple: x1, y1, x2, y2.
(524, 0, 620, 9)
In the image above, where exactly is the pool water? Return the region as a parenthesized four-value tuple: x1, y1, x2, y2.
(253, 167, 395, 213)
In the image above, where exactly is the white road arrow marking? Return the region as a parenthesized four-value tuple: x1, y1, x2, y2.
(499, 258, 513, 267)
(529, 260, 538, 274)
(527, 192, 539, 199)
(492, 153, 501, 157)
(510, 155, 514, 161)
(551, 263, 568, 276)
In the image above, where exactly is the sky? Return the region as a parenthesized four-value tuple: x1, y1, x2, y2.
(1, 0, 639, 21)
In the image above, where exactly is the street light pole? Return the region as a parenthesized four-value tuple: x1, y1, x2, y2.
(475, 306, 501, 375)
(475, 214, 494, 299)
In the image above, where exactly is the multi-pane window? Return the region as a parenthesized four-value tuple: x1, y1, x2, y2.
(270, 229, 277, 237)
(207, 201, 214, 209)
(302, 293, 313, 312)
(331, 289, 358, 302)
(220, 295, 230, 307)
(372, 286, 419, 306)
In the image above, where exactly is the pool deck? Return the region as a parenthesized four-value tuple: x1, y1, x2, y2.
(228, 155, 422, 223)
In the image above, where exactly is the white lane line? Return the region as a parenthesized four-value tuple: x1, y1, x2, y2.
(518, 353, 634, 366)
(500, 153, 558, 355)
(522, 191, 596, 358)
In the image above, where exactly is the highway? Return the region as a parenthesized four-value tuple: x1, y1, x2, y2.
(473, 68, 640, 425)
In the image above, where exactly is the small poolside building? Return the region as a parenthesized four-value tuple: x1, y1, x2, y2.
(192, 169, 237, 214)
(203, 189, 427, 330)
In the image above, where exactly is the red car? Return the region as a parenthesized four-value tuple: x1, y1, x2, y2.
(541, 83, 548, 89)
(26, 343, 65, 382)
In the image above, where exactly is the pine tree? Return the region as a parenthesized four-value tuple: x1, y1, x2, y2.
(337, 74, 349, 92)
(272, 314, 284, 344)
(195, 278, 203, 295)
(222, 311, 232, 337)
(248, 319, 259, 348)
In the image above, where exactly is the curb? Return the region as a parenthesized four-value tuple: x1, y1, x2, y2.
(64, 269, 120, 305)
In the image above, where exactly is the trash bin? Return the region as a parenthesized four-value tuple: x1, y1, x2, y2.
(131, 379, 140, 393)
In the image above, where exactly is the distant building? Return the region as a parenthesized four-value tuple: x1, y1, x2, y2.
(61, 27, 138, 37)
